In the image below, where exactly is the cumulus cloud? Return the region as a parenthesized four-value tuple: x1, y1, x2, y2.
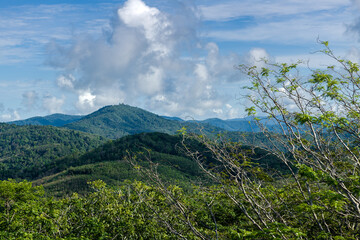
(76, 90, 96, 113)
(42, 95, 65, 114)
(245, 48, 270, 68)
(57, 74, 75, 89)
(118, 0, 173, 57)
(194, 64, 209, 81)
(0, 109, 20, 122)
(47, 0, 242, 118)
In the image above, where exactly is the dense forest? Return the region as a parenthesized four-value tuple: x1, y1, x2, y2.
(10, 114, 84, 127)
(64, 104, 221, 139)
(0, 123, 107, 180)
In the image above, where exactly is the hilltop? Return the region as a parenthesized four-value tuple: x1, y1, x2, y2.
(0, 123, 107, 180)
(10, 113, 83, 127)
(64, 104, 220, 139)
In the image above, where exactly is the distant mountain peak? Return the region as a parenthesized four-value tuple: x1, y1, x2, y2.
(64, 104, 184, 139)
(9, 113, 84, 127)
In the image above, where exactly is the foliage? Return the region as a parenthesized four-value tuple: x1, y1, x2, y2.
(211, 41, 360, 238)
(10, 113, 83, 127)
(31, 132, 216, 196)
(64, 104, 220, 139)
(30, 132, 205, 178)
(29, 132, 286, 196)
(0, 123, 107, 180)
(0, 179, 257, 239)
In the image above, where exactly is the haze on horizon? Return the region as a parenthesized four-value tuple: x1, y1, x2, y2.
(0, 0, 359, 121)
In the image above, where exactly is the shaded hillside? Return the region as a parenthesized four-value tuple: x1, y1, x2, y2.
(0, 123, 107, 180)
(10, 113, 83, 127)
(161, 116, 184, 121)
(198, 117, 281, 132)
(32, 132, 206, 179)
(33, 132, 213, 195)
(30, 132, 286, 196)
(199, 118, 260, 131)
(34, 152, 209, 196)
(64, 104, 220, 139)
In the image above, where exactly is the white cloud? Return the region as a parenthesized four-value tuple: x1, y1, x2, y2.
(0, 109, 20, 122)
(47, 0, 242, 118)
(224, 104, 240, 119)
(137, 66, 164, 95)
(57, 74, 75, 89)
(76, 90, 96, 113)
(194, 64, 209, 81)
(42, 95, 65, 114)
(212, 108, 223, 115)
(202, 42, 241, 83)
(246, 48, 270, 68)
(118, 0, 173, 57)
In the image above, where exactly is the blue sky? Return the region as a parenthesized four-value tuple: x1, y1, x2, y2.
(0, 0, 359, 121)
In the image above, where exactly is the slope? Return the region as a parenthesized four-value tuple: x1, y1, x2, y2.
(31, 132, 286, 196)
(198, 117, 282, 132)
(33, 132, 212, 195)
(64, 104, 219, 139)
(10, 113, 83, 127)
(0, 123, 107, 180)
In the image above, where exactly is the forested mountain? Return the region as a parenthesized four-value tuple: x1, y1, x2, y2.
(161, 116, 184, 121)
(198, 117, 260, 131)
(28, 132, 285, 196)
(10, 113, 83, 127)
(64, 104, 220, 139)
(0, 123, 107, 180)
(197, 117, 283, 132)
(31, 132, 212, 195)
(8, 105, 282, 135)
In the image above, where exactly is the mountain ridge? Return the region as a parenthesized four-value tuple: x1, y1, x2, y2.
(64, 104, 187, 139)
(8, 104, 267, 137)
(63, 104, 223, 139)
(9, 113, 83, 127)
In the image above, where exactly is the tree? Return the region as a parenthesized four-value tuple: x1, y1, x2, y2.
(179, 42, 360, 239)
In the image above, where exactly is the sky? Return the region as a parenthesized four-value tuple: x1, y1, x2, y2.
(0, 0, 359, 121)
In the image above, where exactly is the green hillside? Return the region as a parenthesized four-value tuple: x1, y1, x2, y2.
(29, 132, 286, 196)
(34, 152, 209, 196)
(64, 104, 220, 139)
(10, 113, 83, 127)
(31, 133, 213, 195)
(0, 123, 107, 180)
(198, 117, 282, 132)
(30, 132, 209, 192)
